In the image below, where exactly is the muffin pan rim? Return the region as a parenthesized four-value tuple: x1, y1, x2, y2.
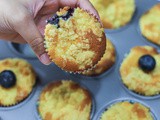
(7, 42, 37, 59)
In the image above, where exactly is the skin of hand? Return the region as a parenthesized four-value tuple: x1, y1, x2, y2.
(0, 0, 100, 65)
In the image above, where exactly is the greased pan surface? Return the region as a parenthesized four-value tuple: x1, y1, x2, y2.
(0, 0, 160, 119)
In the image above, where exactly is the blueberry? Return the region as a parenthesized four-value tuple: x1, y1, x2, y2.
(0, 70, 16, 88)
(47, 8, 74, 28)
(129, 100, 135, 104)
(47, 17, 59, 25)
(61, 8, 74, 21)
(138, 55, 156, 72)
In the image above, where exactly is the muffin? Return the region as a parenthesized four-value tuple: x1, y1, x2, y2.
(0, 58, 36, 106)
(120, 46, 160, 96)
(37, 80, 92, 120)
(90, 0, 135, 29)
(83, 39, 116, 76)
(100, 101, 153, 120)
(140, 4, 160, 46)
(44, 7, 106, 73)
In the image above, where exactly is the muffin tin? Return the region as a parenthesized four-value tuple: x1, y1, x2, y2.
(0, 0, 160, 119)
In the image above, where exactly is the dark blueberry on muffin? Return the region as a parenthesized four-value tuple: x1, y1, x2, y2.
(139, 55, 156, 72)
(0, 70, 16, 88)
(47, 15, 60, 28)
(61, 8, 74, 20)
(47, 8, 74, 28)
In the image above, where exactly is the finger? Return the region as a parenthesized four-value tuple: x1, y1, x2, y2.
(38, 0, 59, 15)
(12, 12, 51, 65)
(0, 32, 26, 43)
(78, 0, 101, 21)
(58, 0, 78, 8)
(12, 35, 27, 43)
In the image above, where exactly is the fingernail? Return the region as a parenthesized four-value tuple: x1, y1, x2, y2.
(39, 53, 51, 65)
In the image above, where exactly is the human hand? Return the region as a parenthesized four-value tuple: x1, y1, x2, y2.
(0, 0, 100, 65)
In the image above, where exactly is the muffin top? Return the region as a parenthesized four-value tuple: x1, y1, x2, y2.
(0, 58, 36, 106)
(90, 0, 135, 29)
(100, 101, 153, 120)
(140, 3, 160, 45)
(83, 39, 116, 76)
(44, 7, 106, 73)
(120, 46, 160, 96)
(38, 80, 92, 120)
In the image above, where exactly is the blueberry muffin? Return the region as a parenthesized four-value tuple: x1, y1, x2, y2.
(100, 101, 153, 120)
(83, 39, 116, 76)
(44, 7, 106, 73)
(120, 46, 160, 96)
(90, 0, 135, 29)
(37, 80, 92, 120)
(140, 4, 160, 46)
(0, 58, 36, 106)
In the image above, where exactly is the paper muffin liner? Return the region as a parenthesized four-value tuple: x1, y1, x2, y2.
(35, 80, 96, 120)
(0, 81, 37, 110)
(44, 53, 100, 75)
(104, 1, 137, 33)
(93, 98, 157, 120)
(119, 49, 160, 99)
(44, 7, 106, 74)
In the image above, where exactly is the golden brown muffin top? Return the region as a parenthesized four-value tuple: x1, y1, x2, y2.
(100, 101, 153, 120)
(120, 46, 160, 96)
(140, 3, 160, 45)
(44, 7, 106, 73)
(0, 58, 36, 106)
(90, 0, 135, 29)
(38, 80, 92, 120)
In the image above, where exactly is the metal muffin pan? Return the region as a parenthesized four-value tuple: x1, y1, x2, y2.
(8, 42, 36, 59)
(0, 0, 160, 119)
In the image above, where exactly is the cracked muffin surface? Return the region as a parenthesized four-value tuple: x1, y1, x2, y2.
(38, 80, 92, 120)
(44, 7, 106, 73)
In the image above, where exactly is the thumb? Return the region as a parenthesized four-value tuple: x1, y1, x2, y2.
(12, 12, 51, 65)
